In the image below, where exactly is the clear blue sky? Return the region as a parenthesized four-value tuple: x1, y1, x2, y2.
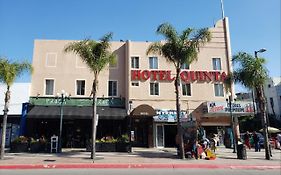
(0, 0, 280, 92)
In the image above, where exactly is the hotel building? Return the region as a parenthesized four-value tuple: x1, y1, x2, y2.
(27, 18, 254, 149)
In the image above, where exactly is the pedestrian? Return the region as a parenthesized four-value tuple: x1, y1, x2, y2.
(252, 131, 260, 152)
(244, 131, 251, 149)
(277, 134, 281, 149)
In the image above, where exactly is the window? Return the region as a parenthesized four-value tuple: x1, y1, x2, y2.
(150, 82, 159, 95)
(212, 58, 222, 70)
(109, 55, 118, 68)
(76, 80, 85, 96)
(46, 53, 57, 67)
(108, 81, 117, 96)
(131, 81, 139, 87)
(181, 63, 190, 70)
(268, 84, 271, 88)
(45, 79, 54, 95)
(131, 57, 139, 69)
(182, 83, 191, 96)
(149, 57, 158, 69)
(214, 84, 224, 97)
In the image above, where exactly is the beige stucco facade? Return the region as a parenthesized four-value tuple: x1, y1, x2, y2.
(31, 18, 234, 126)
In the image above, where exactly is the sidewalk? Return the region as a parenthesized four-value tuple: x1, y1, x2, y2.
(0, 146, 280, 169)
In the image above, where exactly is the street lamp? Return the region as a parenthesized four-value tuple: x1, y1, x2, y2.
(128, 100, 133, 152)
(57, 90, 70, 153)
(254, 48, 271, 160)
(254, 48, 266, 58)
(252, 48, 267, 117)
(226, 92, 237, 153)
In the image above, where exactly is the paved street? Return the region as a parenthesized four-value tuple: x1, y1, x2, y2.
(0, 146, 280, 172)
(1, 169, 280, 175)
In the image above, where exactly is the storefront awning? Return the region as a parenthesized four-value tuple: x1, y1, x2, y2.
(27, 106, 127, 120)
(130, 104, 156, 117)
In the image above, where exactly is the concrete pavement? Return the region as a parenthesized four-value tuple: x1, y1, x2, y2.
(0, 146, 280, 169)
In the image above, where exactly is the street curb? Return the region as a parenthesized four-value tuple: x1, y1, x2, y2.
(0, 164, 280, 170)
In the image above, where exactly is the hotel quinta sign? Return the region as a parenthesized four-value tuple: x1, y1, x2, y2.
(131, 70, 227, 82)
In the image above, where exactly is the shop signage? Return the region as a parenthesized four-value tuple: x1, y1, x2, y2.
(207, 101, 254, 114)
(153, 109, 187, 122)
(131, 70, 227, 82)
(29, 97, 125, 107)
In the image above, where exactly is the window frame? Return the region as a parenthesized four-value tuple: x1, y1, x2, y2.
(149, 56, 158, 69)
(44, 78, 55, 96)
(212, 58, 222, 70)
(108, 80, 118, 97)
(131, 56, 140, 69)
(181, 82, 191, 96)
(214, 83, 224, 97)
(149, 81, 159, 96)
(75, 79, 86, 96)
(131, 81, 140, 87)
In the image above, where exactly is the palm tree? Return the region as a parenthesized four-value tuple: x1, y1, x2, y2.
(64, 33, 115, 161)
(232, 52, 270, 160)
(0, 58, 33, 160)
(146, 23, 211, 159)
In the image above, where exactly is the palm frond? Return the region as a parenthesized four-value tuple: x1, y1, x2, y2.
(232, 52, 268, 89)
(146, 42, 163, 55)
(0, 58, 33, 86)
(156, 23, 178, 43)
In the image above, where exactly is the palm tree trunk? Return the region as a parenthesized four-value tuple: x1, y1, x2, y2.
(91, 76, 98, 162)
(175, 68, 185, 159)
(256, 86, 271, 160)
(1, 86, 10, 160)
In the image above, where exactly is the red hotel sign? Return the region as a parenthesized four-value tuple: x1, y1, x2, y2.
(131, 70, 227, 82)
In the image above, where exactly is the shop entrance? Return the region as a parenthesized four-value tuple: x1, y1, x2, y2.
(155, 124, 177, 148)
(164, 125, 177, 147)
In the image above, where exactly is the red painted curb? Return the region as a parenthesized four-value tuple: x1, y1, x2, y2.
(0, 163, 280, 170)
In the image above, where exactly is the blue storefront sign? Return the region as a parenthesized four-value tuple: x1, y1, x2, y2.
(153, 109, 187, 122)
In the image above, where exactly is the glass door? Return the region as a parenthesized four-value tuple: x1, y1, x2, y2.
(156, 124, 164, 148)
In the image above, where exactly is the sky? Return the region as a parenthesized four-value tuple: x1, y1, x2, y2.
(0, 0, 280, 92)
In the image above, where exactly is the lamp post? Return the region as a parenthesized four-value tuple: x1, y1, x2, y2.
(226, 92, 237, 153)
(128, 100, 133, 152)
(254, 48, 271, 160)
(57, 90, 69, 153)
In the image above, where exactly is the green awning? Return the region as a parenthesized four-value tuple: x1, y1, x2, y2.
(27, 106, 127, 120)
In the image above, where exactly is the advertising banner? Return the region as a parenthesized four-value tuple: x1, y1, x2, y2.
(207, 101, 254, 114)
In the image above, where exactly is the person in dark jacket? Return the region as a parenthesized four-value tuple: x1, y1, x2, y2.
(252, 131, 260, 152)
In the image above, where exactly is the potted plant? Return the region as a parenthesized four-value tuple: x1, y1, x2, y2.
(30, 138, 40, 153)
(10, 136, 29, 152)
(116, 134, 131, 152)
(99, 136, 117, 152)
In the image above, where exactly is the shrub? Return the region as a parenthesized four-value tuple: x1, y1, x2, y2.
(12, 136, 28, 144)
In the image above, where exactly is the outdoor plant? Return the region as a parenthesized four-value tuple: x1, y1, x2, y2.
(99, 136, 118, 143)
(11, 136, 28, 144)
(117, 134, 129, 143)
